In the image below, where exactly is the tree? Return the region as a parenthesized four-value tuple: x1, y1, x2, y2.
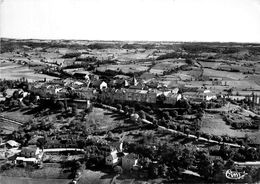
(139, 157, 151, 169)
(163, 111, 171, 120)
(197, 152, 214, 180)
(219, 145, 235, 160)
(196, 111, 204, 121)
(149, 164, 159, 178)
(124, 105, 129, 114)
(157, 94, 166, 104)
(114, 166, 123, 175)
(56, 101, 64, 111)
(107, 131, 113, 139)
(171, 110, 178, 117)
(116, 104, 122, 111)
(71, 104, 79, 116)
(180, 148, 195, 169)
(37, 137, 47, 150)
(212, 159, 224, 177)
(12, 90, 20, 100)
(195, 131, 201, 139)
(129, 107, 135, 114)
(200, 101, 207, 109)
(158, 164, 168, 177)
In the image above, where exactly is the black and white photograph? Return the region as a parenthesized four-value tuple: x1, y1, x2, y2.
(0, 0, 260, 183)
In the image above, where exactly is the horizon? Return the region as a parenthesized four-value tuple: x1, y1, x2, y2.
(2, 37, 260, 45)
(1, 0, 260, 43)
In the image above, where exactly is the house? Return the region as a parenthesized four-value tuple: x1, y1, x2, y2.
(164, 93, 182, 105)
(92, 80, 108, 91)
(0, 140, 20, 151)
(105, 150, 119, 166)
(15, 145, 43, 165)
(129, 82, 145, 90)
(3, 89, 18, 98)
(5, 140, 20, 149)
(73, 87, 97, 100)
(122, 153, 138, 171)
(183, 89, 217, 102)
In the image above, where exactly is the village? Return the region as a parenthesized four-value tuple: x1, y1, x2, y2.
(0, 39, 260, 183)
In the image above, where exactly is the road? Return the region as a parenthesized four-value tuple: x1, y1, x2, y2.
(43, 148, 85, 153)
(0, 115, 24, 125)
(100, 103, 252, 149)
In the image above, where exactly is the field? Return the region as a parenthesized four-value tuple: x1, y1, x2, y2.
(0, 176, 70, 184)
(203, 68, 246, 80)
(85, 107, 125, 131)
(201, 113, 260, 144)
(0, 62, 57, 82)
(97, 64, 149, 74)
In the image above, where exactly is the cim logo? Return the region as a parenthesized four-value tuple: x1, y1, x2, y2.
(225, 169, 248, 180)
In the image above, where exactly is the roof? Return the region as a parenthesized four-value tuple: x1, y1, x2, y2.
(4, 89, 18, 97)
(6, 140, 19, 147)
(16, 157, 37, 162)
(114, 75, 130, 79)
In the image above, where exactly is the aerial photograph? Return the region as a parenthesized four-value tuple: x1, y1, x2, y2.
(0, 0, 260, 183)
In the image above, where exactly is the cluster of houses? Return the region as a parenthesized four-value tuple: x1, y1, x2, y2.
(28, 73, 220, 106)
(0, 140, 43, 166)
(99, 88, 182, 105)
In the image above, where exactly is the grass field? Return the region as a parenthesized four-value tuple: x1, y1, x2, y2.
(0, 109, 34, 123)
(201, 113, 260, 144)
(87, 107, 125, 129)
(0, 62, 57, 82)
(203, 68, 246, 80)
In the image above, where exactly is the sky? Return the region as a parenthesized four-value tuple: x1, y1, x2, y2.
(1, 0, 260, 43)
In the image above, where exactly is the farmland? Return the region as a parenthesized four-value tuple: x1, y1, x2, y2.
(1, 38, 260, 183)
